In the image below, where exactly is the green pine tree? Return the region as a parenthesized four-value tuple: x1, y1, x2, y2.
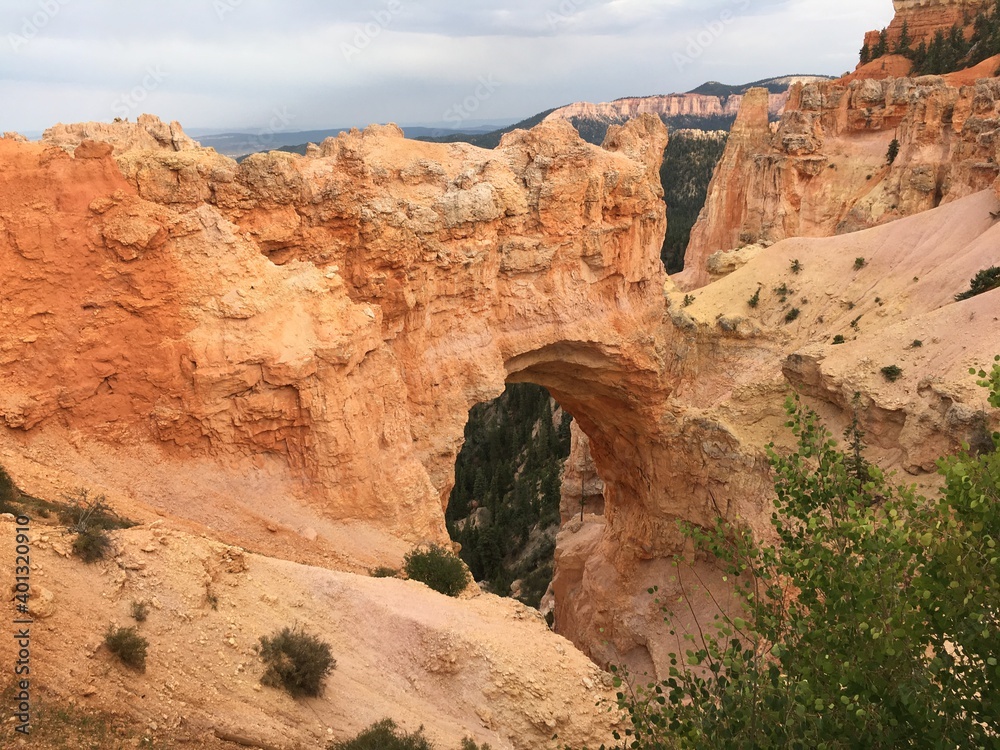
(895, 19, 912, 54)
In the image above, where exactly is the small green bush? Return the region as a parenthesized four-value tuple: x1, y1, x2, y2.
(855, 257, 866, 269)
(911, 339, 923, 348)
(104, 626, 148, 671)
(370, 566, 399, 578)
(72, 527, 112, 563)
(403, 544, 469, 597)
(881, 364, 903, 382)
(785, 308, 800, 323)
(130, 601, 149, 622)
(886, 137, 900, 164)
(747, 286, 761, 309)
(257, 627, 335, 698)
(790, 259, 802, 274)
(832, 335, 846, 345)
(63, 489, 134, 563)
(329, 721, 491, 750)
(330, 720, 433, 750)
(682, 294, 695, 307)
(955, 266, 1000, 301)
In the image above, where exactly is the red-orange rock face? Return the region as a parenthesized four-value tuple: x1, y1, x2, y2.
(3, 103, 998, 683)
(864, 0, 992, 52)
(681, 77, 1000, 289)
(0, 117, 680, 557)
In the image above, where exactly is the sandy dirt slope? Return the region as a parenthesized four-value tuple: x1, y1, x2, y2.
(0, 513, 618, 750)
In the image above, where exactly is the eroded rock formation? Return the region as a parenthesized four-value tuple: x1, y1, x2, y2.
(43, 112, 198, 154)
(2, 114, 675, 560)
(543, 90, 790, 125)
(681, 76, 1000, 288)
(3, 95, 1000, 717)
(863, 0, 992, 51)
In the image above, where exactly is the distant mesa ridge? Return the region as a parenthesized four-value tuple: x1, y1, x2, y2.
(685, 75, 836, 97)
(535, 75, 832, 146)
(405, 75, 833, 156)
(216, 75, 834, 159)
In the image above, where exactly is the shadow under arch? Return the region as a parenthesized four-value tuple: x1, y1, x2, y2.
(500, 339, 747, 678)
(503, 339, 661, 527)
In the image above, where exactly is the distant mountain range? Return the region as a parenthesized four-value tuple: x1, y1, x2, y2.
(685, 75, 835, 97)
(199, 125, 507, 158)
(415, 75, 834, 149)
(213, 75, 834, 158)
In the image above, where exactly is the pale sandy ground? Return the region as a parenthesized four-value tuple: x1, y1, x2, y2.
(673, 188, 1000, 409)
(667, 188, 1000, 508)
(3, 159, 1000, 750)
(0, 513, 619, 750)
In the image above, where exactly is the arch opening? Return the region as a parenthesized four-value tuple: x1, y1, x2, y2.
(445, 340, 648, 628)
(446, 382, 583, 613)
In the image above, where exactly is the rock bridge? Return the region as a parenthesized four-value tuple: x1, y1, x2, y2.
(4, 112, 995, 673)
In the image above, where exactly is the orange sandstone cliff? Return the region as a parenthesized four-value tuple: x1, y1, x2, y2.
(863, 0, 992, 52)
(2, 97, 1000, 746)
(543, 90, 790, 125)
(680, 76, 1000, 288)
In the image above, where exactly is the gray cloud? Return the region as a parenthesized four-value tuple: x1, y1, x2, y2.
(1, 0, 895, 134)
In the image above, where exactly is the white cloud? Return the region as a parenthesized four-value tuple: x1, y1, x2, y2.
(0, 0, 898, 133)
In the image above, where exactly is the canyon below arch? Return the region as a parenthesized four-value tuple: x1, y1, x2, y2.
(5, 27, 1000, 748)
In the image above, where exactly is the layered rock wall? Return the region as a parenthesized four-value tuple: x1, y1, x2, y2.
(681, 76, 1000, 288)
(3, 106, 999, 682)
(864, 0, 991, 50)
(544, 91, 789, 124)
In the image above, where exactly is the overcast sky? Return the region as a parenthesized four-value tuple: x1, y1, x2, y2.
(1, 0, 894, 135)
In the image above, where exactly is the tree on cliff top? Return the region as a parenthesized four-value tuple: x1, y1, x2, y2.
(872, 28, 889, 59)
(611, 360, 1000, 749)
(894, 20, 913, 55)
(859, 42, 871, 65)
(865, 2, 1000, 74)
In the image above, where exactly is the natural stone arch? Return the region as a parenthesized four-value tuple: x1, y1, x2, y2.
(504, 339, 661, 552)
(0, 115, 804, 680)
(501, 338, 771, 673)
